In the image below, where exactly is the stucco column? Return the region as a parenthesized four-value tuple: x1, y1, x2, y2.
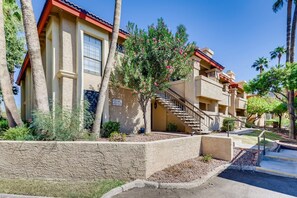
(229, 88, 237, 116)
(185, 57, 200, 105)
(51, 16, 60, 108)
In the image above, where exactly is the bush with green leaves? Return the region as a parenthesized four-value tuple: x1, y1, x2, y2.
(221, 118, 235, 132)
(167, 122, 178, 132)
(102, 121, 120, 138)
(202, 154, 212, 163)
(265, 119, 278, 127)
(109, 132, 126, 142)
(245, 122, 253, 128)
(31, 103, 94, 141)
(0, 119, 8, 134)
(2, 126, 31, 140)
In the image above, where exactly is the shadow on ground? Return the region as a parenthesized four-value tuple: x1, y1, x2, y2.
(218, 169, 297, 197)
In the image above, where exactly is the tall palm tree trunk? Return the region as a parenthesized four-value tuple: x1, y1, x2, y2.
(20, 0, 49, 113)
(0, 0, 22, 127)
(92, 0, 122, 136)
(286, 0, 292, 62)
(289, 2, 297, 139)
(290, 3, 297, 62)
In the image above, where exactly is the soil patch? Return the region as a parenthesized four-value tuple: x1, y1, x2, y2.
(232, 148, 258, 166)
(97, 133, 182, 142)
(148, 157, 228, 183)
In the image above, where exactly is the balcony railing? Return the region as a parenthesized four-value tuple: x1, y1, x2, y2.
(236, 97, 247, 109)
(196, 75, 223, 101)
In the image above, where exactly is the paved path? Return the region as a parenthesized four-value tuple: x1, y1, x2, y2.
(114, 170, 297, 198)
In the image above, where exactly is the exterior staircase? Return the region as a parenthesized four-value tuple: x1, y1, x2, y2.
(155, 89, 213, 134)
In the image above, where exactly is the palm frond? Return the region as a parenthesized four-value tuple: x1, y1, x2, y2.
(273, 0, 284, 13)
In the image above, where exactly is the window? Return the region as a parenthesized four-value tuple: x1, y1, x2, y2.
(83, 34, 102, 75)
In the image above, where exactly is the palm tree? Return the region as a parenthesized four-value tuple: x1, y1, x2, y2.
(270, 46, 286, 67)
(20, 0, 49, 113)
(0, 0, 23, 127)
(273, 0, 296, 139)
(251, 57, 269, 74)
(92, 0, 122, 136)
(273, 0, 292, 63)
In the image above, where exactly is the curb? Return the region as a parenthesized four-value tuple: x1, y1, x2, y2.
(0, 194, 50, 198)
(255, 167, 297, 179)
(101, 163, 230, 198)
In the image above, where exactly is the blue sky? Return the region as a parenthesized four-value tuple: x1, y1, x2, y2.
(31, 0, 287, 81)
(9, 0, 288, 109)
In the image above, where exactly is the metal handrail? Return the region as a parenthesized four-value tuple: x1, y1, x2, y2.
(257, 130, 267, 166)
(162, 90, 204, 120)
(168, 88, 213, 120)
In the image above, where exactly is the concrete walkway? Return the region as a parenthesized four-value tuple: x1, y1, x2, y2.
(114, 169, 297, 198)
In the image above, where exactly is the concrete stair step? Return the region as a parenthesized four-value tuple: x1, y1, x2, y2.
(258, 158, 297, 178)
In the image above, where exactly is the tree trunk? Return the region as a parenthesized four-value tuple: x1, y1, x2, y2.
(289, 3, 297, 139)
(92, 0, 122, 136)
(288, 90, 296, 139)
(287, 0, 292, 63)
(0, 0, 23, 127)
(138, 97, 151, 134)
(20, 0, 49, 113)
(290, 3, 297, 63)
(278, 114, 282, 129)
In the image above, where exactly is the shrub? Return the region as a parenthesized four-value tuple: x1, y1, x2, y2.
(265, 119, 277, 127)
(167, 122, 178, 132)
(109, 132, 126, 142)
(202, 154, 212, 163)
(2, 126, 30, 140)
(102, 121, 120, 138)
(0, 119, 8, 134)
(221, 118, 235, 132)
(245, 122, 253, 128)
(31, 103, 94, 141)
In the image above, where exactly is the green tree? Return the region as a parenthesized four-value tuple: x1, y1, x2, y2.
(0, 0, 23, 127)
(92, 0, 122, 136)
(112, 18, 195, 133)
(272, 0, 296, 139)
(270, 46, 286, 67)
(269, 99, 287, 129)
(246, 96, 270, 123)
(251, 57, 269, 74)
(244, 64, 297, 138)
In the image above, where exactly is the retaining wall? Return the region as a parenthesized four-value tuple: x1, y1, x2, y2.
(0, 135, 232, 181)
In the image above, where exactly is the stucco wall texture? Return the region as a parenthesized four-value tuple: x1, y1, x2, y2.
(201, 136, 233, 161)
(0, 136, 231, 181)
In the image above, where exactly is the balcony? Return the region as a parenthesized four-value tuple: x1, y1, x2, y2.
(219, 92, 230, 106)
(196, 75, 223, 101)
(236, 97, 247, 109)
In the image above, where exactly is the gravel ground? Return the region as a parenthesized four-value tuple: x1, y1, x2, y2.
(148, 157, 228, 183)
(232, 148, 258, 166)
(97, 133, 182, 142)
(147, 148, 258, 183)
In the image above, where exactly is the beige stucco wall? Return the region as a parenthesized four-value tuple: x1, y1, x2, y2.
(201, 136, 233, 161)
(109, 87, 149, 134)
(145, 136, 202, 177)
(0, 136, 202, 180)
(196, 75, 223, 101)
(170, 80, 185, 97)
(0, 141, 146, 180)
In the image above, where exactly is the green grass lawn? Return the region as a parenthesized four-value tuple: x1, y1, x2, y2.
(243, 130, 283, 141)
(233, 130, 283, 147)
(0, 179, 125, 198)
